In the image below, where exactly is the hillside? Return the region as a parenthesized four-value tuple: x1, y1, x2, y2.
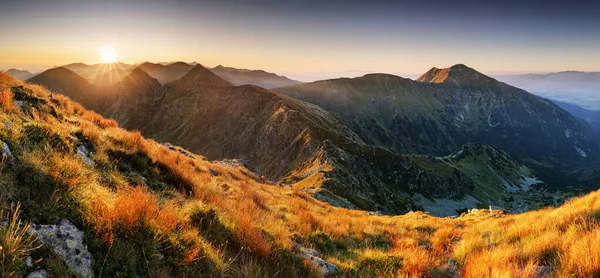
(25, 65, 549, 215)
(1, 72, 600, 277)
(211, 65, 301, 89)
(275, 64, 600, 170)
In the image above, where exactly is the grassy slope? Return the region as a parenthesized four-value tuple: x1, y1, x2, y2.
(1, 74, 599, 277)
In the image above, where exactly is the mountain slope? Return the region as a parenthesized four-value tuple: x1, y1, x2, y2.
(211, 65, 301, 89)
(275, 64, 600, 168)
(25, 64, 543, 215)
(550, 99, 600, 133)
(2, 72, 600, 277)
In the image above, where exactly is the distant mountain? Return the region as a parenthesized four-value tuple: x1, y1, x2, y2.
(211, 65, 301, 89)
(137, 62, 193, 85)
(61, 62, 134, 86)
(27, 64, 544, 215)
(550, 99, 600, 133)
(4, 68, 36, 80)
(275, 64, 600, 168)
(496, 71, 600, 110)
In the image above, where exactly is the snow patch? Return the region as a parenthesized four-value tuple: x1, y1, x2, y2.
(487, 112, 500, 127)
(575, 147, 587, 158)
(564, 129, 571, 138)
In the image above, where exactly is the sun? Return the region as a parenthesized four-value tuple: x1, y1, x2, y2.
(100, 46, 118, 63)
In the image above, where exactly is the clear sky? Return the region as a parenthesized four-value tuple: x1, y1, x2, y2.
(1, 0, 599, 81)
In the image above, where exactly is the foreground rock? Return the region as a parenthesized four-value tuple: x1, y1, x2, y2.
(28, 219, 94, 277)
(294, 245, 339, 277)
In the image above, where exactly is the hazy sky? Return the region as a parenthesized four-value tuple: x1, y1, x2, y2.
(1, 0, 599, 81)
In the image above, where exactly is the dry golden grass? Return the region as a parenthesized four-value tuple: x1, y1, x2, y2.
(0, 89, 16, 112)
(0, 203, 40, 277)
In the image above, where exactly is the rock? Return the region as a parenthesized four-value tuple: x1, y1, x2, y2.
(28, 219, 94, 277)
(446, 258, 461, 278)
(1, 141, 12, 158)
(76, 145, 95, 167)
(535, 266, 556, 277)
(25, 256, 33, 267)
(15, 100, 23, 108)
(293, 244, 338, 277)
(26, 270, 48, 278)
(3, 121, 13, 128)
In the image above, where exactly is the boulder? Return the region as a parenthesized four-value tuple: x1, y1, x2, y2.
(1, 141, 12, 159)
(29, 219, 94, 277)
(26, 270, 48, 278)
(294, 245, 338, 277)
(76, 145, 95, 167)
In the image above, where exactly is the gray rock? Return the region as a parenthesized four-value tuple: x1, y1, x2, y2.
(1, 141, 12, 158)
(25, 256, 33, 267)
(446, 258, 461, 278)
(3, 121, 13, 128)
(294, 244, 338, 277)
(15, 100, 23, 108)
(535, 266, 556, 277)
(29, 219, 94, 277)
(76, 145, 95, 167)
(26, 270, 48, 278)
(313, 190, 359, 210)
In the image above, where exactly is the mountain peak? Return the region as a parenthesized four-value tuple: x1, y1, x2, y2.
(174, 64, 232, 88)
(122, 67, 160, 85)
(417, 64, 496, 86)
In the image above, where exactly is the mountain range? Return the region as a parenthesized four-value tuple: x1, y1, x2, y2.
(4, 68, 36, 80)
(497, 71, 600, 110)
(25, 62, 598, 215)
(275, 64, 599, 168)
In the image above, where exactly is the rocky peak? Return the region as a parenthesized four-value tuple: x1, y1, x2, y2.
(417, 64, 496, 87)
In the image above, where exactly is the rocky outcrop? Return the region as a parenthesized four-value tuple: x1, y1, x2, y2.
(28, 219, 93, 277)
(76, 145, 95, 167)
(293, 245, 339, 277)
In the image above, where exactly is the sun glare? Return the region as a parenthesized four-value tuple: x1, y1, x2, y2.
(100, 46, 118, 63)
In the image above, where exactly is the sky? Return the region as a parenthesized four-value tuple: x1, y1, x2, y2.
(1, 0, 599, 81)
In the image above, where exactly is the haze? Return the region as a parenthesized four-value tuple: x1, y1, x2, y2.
(1, 0, 599, 81)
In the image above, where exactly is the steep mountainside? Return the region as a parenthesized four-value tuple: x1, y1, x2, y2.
(4, 68, 36, 80)
(25, 65, 541, 215)
(275, 64, 600, 168)
(211, 65, 301, 89)
(551, 99, 600, 133)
